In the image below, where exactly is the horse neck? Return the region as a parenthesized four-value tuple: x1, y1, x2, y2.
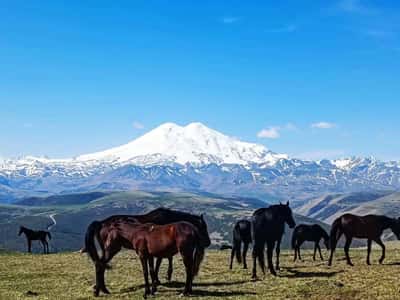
(382, 216, 397, 231)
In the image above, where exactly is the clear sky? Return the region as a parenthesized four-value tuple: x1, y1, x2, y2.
(0, 1, 399, 160)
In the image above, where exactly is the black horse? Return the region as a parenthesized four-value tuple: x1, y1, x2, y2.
(252, 202, 296, 278)
(18, 226, 51, 254)
(85, 207, 211, 296)
(328, 213, 400, 266)
(229, 219, 252, 269)
(292, 224, 329, 262)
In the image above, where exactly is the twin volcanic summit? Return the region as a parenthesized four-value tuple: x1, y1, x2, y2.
(1, 122, 400, 201)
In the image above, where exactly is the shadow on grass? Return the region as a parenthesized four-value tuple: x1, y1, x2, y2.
(163, 280, 249, 288)
(117, 280, 256, 297)
(381, 261, 400, 266)
(190, 289, 256, 297)
(281, 267, 343, 278)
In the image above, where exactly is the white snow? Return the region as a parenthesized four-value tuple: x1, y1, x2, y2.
(76, 122, 286, 165)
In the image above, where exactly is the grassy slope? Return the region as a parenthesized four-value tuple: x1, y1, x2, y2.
(1, 244, 400, 300)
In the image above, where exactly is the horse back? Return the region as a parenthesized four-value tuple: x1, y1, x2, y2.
(338, 213, 385, 238)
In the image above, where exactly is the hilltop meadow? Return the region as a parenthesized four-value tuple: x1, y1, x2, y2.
(1, 244, 400, 300)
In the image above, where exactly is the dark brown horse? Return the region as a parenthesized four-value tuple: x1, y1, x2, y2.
(292, 224, 329, 262)
(84, 208, 211, 296)
(229, 219, 252, 269)
(252, 202, 296, 279)
(328, 213, 400, 266)
(18, 226, 51, 254)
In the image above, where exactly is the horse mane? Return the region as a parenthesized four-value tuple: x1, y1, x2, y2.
(253, 204, 285, 216)
(144, 207, 201, 219)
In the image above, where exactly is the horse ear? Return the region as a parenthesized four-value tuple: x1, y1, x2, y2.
(279, 201, 282, 205)
(200, 214, 204, 220)
(286, 201, 289, 206)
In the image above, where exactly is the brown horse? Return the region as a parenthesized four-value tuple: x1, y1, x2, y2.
(82, 207, 210, 285)
(18, 226, 51, 254)
(328, 213, 400, 266)
(86, 220, 208, 297)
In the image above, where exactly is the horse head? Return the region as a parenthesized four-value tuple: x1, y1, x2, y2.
(279, 201, 296, 229)
(196, 214, 211, 248)
(392, 218, 400, 239)
(18, 226, 24, 236)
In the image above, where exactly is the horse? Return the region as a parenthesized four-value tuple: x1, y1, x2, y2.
(18, 226, 51, 254)
(251, 202, 296, 278)
(291, 224, 329, 262)
(328, 213, 400, 266)
(229, 219, 252, 269)
(84, 208, 211, 296)
(93, 221, 206, 298)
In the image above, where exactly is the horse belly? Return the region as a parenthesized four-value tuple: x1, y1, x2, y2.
(148, 239, 178, 258)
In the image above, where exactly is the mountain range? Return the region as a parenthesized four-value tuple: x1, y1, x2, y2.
(1, 122, 400, 202)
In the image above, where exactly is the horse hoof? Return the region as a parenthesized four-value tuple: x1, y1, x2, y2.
(103, 288, 110, 294)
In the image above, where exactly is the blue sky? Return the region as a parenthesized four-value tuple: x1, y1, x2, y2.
(0, 0, 399, 160)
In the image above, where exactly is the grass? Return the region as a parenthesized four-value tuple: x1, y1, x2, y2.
(1, 244, 400, 300)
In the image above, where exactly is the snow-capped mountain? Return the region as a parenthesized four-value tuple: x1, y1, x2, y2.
(1, 122, 400, 202)
(77, 122, 287, 165)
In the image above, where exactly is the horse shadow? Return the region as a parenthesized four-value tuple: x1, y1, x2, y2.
(117, 280, 255, 297)
(162, 279, 249, 288)
(280, 267, 343, 278)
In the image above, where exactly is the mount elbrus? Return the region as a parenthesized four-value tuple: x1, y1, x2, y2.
(1, 122, 400, 202)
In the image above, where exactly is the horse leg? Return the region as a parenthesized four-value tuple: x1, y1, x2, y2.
(242, 242, 249, 269)
(229, 245, 235, 269)
(139, 256, 151, 298)
(367, 239, 372, 265)
(374, 238, 385, 264)
(298, 241, 303, 261)
(94, 263, 106, 297)
(313, 243, 317, 261)
(266, 241, 276, 276)
(97, 245, 120, 295)
(28, 239, 31, 253)
(275, 239, 281, 271)
(45, 240, 49, 254)
(154, 258, 162, 285)
(181, 251, 194, 295)
(167, 257, 173, 282)
(41, 240, 46, 254)
(251, 241, 264, 280)
(344, 236, 353, 266)
(293, 244, 297, 262)
(148, 256, 157, 295)
(318, 244, 324, 260)
(328, 229, 342, 266)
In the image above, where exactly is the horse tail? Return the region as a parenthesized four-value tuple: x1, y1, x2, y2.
(85, 221, 104, 265)
(329, 218, 342, 249)
(46, 231, 52, 240)
(291, 227, 298, 249)
(193, 244, 205, 277)
(232, 223, 243, 264)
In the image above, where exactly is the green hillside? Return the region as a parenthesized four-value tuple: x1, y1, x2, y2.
(0, 191, 327, 252)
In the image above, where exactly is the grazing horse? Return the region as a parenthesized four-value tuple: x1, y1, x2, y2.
(252, 202, 296, 278)
(18, 226, 51, 254)
(292, 224, 329, 262)
(84, 208, 211, 296)
(328, 214, 400, 266)
(229, 219, 252, 269)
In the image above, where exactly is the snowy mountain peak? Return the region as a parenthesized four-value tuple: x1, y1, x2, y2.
(77, 122, 286, 165)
